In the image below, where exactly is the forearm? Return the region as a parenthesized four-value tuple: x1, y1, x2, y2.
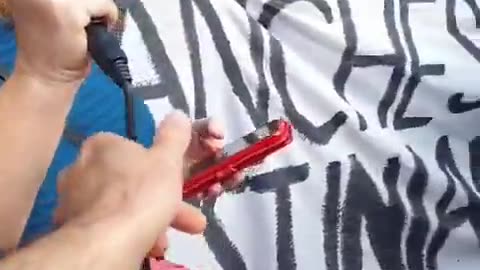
(0, 219, 145, 270)
(0, 71, 77, 250)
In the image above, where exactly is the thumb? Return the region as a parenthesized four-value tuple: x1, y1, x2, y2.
(150, 111, 192, 165)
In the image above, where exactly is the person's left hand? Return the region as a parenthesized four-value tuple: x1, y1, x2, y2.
(148, 118, 246, 259)
(186, 118, 245, 199)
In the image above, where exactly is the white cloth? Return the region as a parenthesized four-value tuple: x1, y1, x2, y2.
(121, 0, 480, 269)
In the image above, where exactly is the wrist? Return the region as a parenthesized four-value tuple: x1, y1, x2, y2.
(64, 217, 147, 269)
(67, 207, 159, 266)
(14, 54, 88, 90)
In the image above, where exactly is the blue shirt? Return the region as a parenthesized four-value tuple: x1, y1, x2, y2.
(0, 20, 156, 244)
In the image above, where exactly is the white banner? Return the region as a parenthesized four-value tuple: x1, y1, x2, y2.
(120, 0, 480, 269)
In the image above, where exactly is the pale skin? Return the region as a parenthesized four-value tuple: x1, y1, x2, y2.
(0, 112, 207, 270)
(0, 0, 243, 262)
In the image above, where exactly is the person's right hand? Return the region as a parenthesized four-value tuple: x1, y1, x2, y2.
(7, 0, 118, 90)
(53, 111, 206, 267)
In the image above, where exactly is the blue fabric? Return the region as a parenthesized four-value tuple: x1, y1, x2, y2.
(0, 20, 156, 244)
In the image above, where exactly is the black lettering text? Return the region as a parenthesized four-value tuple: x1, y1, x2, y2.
(394, 0, 443, 130)
(128, 1, 190, 113)
(341, 155, 405, 270)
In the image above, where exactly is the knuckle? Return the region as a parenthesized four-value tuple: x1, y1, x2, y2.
(57, 164, 81, 194)
(82, 133, 149, 172)
(153, 156, 185, 180)
(110, 1, 119, 16)
(83, 132, 122, 151)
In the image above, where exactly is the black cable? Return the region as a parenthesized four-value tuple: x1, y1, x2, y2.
(85, 22, 137, 141)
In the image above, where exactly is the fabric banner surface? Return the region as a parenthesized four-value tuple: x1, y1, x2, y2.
(119, 0, 480, 269)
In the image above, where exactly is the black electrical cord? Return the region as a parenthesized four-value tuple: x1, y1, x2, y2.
(86, 21, 137, 141)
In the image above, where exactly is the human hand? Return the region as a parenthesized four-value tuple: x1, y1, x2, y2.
(8, 0, 118, 90)
(53, 111, 206, 266)
(147, 118, 248, 259)
(186, 118, 245, 198)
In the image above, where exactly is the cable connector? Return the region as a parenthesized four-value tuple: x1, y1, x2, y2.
(85, 22, 137, 141)
(86, 22, 132, 88)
